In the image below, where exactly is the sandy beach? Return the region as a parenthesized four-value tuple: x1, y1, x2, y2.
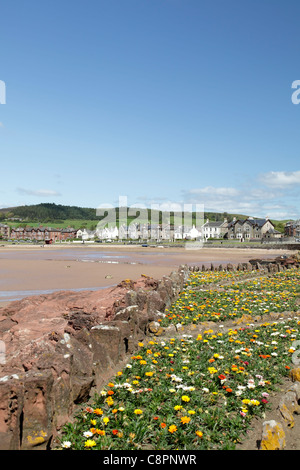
(0, 243, 293, 307)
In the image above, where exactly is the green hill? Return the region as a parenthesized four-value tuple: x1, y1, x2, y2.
(0, 203, 287, 233)
(0, 203, 246, 225)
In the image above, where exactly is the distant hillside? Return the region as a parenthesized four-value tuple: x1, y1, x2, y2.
(0, 203, 248, 226)
(0, 203, 98, 222)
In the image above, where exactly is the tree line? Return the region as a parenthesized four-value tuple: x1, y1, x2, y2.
(0, 203, 247, 226)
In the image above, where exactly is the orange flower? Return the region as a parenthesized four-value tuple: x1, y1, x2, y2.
(112, 429, 119, 435)
(160, 422, 166, 429)
(92, 429, 105, 436)
(180, 416, 191, 424)
(107, 390, 114, 396)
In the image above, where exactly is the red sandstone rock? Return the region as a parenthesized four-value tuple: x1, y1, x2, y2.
(0, 267, 189, 449)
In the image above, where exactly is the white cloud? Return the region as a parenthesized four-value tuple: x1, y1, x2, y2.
(189, 186, 239, 197)
(17, 187, 61, 197)
(259, 171, 300, 188)
(182, 182, 299, 219)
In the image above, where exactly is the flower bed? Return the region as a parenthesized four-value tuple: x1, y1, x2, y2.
(161, 268, 299, 326)
(221, 269, 300, 294)
(59, 268, 300, 451)
(185, 269, 253, 287)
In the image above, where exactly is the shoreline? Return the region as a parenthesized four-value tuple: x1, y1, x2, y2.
(0, 244, 294, 308)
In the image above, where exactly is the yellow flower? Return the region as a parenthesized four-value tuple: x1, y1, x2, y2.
(250, 399, 260, 406)
(134, 409, 143, 415)
(103, 417, 110, 425)
(181, 395, 190, 402)
(90, 419, 96, 426)
(84, 439, 96, 448)
(195, 430, 203, 438)
(242, 399, 250, 405)
(174, 405, 182, 411)
(168, 425, 177, 433)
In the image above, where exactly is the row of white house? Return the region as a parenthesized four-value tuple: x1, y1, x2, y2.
(77, 217, 281, 241)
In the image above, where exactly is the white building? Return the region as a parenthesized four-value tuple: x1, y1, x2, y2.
(202, 219, 228, 239)
(96, 226, 119, 240)
(174, 225, 202, 240)
(77, 229, 96, 240)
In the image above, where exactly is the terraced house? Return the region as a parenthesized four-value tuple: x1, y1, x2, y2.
(226, 217, 275, 240)
(285, 219, 300, 239)
(10, 226, 77, 242)
(0, 223, 10, 238)
(202, 218, 228, 239)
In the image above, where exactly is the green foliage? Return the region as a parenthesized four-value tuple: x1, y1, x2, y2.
(0, 203, 98, 222)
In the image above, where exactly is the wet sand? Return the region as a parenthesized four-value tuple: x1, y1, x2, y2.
(0, 243, 291, 306)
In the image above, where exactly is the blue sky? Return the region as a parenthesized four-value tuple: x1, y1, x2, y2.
(1, 0, 300, 220)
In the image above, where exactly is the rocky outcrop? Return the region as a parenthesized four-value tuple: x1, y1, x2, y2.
(0, 265, 189, 450)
